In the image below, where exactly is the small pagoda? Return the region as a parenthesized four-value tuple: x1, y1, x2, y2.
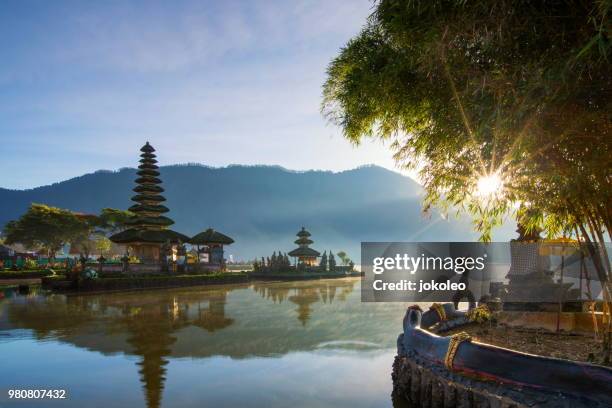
(288, 227, 320, 266)
(190, 228, 234, 269)
(110, 142, 189, 262)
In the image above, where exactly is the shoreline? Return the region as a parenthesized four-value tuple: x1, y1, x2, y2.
(26, 271, 362, 294)
(250, 271, 362, 280)
(0, 277, 42, 288)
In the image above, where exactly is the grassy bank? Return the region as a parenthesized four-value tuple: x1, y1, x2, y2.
(0, 269, 54, 279)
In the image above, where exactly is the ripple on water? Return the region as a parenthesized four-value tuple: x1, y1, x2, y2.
(315, 340, 384, 351)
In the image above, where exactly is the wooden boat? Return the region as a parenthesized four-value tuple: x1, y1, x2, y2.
(393, 303, 612, 407)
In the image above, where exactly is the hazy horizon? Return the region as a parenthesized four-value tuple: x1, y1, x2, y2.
(2, 163, 508, 261)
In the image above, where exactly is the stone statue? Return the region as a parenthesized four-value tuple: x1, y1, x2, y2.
(503, 222, 573, 306)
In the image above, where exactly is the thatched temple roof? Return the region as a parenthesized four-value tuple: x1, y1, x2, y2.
(288, 247, 320, 257)
(110, 228, 190, 244)
(190, 229, 234, 245)
(288, 227, 320, 258)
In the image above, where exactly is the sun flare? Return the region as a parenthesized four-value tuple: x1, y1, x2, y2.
(475, 172, 503, 199)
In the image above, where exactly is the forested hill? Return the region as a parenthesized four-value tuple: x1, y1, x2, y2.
(0, 164, 511, 259)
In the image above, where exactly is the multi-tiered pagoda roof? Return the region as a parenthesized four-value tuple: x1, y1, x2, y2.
(288, 227, 320, 258)
(110, 142, 189, 244)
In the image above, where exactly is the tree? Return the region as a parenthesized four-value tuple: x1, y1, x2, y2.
(328, 251, 337, 272)
(319, 251, 328, 271)
(4, 204, 90, 262)
(323, 0, 611, 362)
(271, 251, 277, 270)
(95, 236, 112, 256)
(69, 213, 103, 263)
(98, 208, 134, 235)
(323, 0, 609, 238)
(337, 251, 350, 266)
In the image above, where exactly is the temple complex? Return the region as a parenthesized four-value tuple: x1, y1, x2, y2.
(110, 142, 190, 263)
(110, 142, 233, 272)
(288, 227, 320, 266)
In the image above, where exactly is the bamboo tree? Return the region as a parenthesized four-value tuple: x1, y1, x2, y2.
(323, 0, 611, 363)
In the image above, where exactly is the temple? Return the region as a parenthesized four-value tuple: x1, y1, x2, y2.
(110, 142, 233, 273)
(110, 142, 189, 263)
(191, 228, 235, 271)
(288, 227, 320, 266)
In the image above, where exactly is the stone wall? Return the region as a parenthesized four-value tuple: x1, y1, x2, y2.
(497, 310, 603, 334)
(393, 355, 528, 407)
(42, 273, 249, 292)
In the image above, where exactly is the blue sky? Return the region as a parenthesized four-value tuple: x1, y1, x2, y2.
(0, 0, 404, 190)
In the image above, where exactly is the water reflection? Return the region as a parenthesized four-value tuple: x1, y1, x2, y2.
(0, 279, 408, 408)
(252, 280, 355, 327)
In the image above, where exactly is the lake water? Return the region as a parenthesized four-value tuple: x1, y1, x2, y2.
(0, 278, 413, 408)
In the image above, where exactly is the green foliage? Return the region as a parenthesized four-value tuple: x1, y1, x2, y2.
(336, 251, 351, 265)
(70, 219, 102, 260)
(98, 208, 134, 235)
(23, 258, 37, 270)
(4, 204, 91, 259)
(324, 1, 612, 361)
(328, 251, 337, 272)
(95, 236, 112, 255)
(319, 251, 328, 271)
(323, 0, 611, 243)
(4, 205, 133, 260)
(256, 251, 292, 273)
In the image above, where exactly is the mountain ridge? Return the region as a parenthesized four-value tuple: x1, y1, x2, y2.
(0, 164, 510, 259)
(0, 163, 409, 192)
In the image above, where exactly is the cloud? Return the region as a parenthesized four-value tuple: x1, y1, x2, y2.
(45, 0, 372, 73)
(0, 0, 407, 190)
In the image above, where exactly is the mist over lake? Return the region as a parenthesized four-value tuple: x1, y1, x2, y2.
(0, 164, 514, 259)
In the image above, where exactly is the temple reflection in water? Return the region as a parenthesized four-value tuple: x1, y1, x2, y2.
(1, 279, 378, 408)
(252, 281, 354, 326)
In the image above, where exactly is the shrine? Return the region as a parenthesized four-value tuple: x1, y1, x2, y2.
(191, 228, 234, 271)
(288, 227, 320, 266)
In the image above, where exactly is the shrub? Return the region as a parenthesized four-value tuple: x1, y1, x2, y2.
(24, 259, 38, 270)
